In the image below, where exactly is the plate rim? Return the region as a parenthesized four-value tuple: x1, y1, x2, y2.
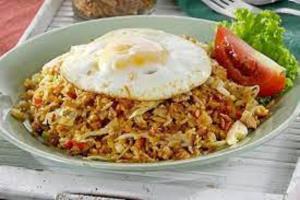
(1, 15, 299, 171)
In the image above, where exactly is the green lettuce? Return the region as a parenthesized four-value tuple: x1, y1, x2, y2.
(223, 9, 299, 91)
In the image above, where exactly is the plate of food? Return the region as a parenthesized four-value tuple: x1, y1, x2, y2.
(0, 9, 299, 170)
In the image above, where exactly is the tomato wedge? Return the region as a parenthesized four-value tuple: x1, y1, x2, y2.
(213, 26, 286, 96)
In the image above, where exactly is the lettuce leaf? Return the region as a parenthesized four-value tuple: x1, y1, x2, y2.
(223, 9, 299, 91)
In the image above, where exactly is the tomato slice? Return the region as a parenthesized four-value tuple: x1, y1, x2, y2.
(64, 139, 86, 150)
(33, 97, 43, 107)
(213, 26, 286, 96)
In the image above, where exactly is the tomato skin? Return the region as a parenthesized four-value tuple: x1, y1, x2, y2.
(66, 91, 77, 99)
(213, 26, 286, 97)
(33, 97, 43, 107)
(64, 140, 86, 150)
(64, 140, 74, 149)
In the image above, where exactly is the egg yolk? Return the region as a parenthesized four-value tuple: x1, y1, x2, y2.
(100, 37, 169, 69)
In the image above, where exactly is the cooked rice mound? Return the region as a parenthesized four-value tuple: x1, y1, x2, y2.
(11, 60, 269, 163)
(11, 37, 269, 163)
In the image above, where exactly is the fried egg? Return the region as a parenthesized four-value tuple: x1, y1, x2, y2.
(57, 28, 211, 100)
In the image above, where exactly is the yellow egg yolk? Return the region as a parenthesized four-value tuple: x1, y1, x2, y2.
(99, 37, 169, 69)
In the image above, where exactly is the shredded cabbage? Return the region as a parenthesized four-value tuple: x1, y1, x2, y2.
(129, 101, 161, 119)
(80, 119, 118, 139)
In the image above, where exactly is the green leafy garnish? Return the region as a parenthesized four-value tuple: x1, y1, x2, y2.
(223, 9, 299, 91)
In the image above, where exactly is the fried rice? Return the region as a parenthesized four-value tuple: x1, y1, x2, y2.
(11, 39, 269, 163)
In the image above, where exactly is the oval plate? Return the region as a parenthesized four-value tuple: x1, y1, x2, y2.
(0, 15, 299, 171)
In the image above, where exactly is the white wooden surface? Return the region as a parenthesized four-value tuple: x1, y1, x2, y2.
(0, 166, 284, 200)
(0, 0, 299, 198)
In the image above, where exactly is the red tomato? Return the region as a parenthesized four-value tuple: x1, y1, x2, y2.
(33, 97, 43, 107)
(64, 140, 86, 150)
(76, 142, 86, 150)
(213, 26, 286, 96)
(66, 91, 77, 99)
(64, 140, 74, 149)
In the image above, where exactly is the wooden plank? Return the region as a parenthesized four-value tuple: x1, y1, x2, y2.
(0, 166, 284, 200)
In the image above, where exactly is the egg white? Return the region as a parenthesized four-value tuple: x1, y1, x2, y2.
(56, 28, 211, 100)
